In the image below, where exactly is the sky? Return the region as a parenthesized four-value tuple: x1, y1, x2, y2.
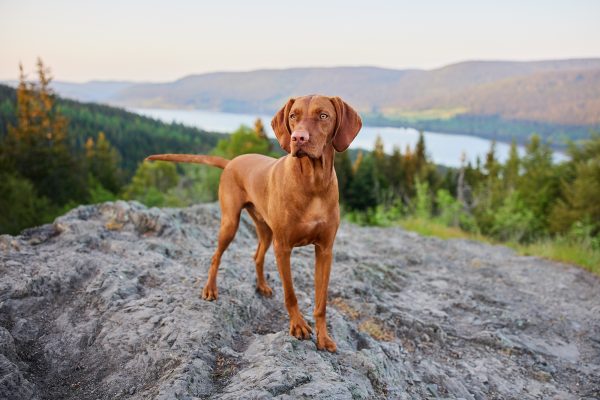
(1, 0, 599, 82)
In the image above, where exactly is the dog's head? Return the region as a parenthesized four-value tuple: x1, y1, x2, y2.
(271, 95, 362, 158)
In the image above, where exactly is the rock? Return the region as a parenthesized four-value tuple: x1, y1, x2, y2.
(0, 201, 599, 399)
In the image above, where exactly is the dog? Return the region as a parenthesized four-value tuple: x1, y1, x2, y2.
(146, 95, 362, 352)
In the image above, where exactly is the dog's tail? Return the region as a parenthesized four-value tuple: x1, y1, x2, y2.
(145, 154, 229, 169)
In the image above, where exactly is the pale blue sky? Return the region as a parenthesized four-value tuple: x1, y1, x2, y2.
(1, 0, 599, 82)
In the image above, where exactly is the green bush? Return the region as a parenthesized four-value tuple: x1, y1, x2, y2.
(0, 172, 53, 234)
(490, 192, 536, 242)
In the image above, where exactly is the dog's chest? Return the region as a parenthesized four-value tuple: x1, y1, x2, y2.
(295, 197, 329, 233)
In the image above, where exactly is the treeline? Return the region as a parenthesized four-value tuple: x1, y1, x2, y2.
(335, 129, 600, 266)
(0, 60, 224, 234)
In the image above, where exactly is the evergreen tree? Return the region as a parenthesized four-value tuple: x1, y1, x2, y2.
(334, 151, 353, 204)
(347, 155, 378, 211)
(85, 131, 123, 194)
(254, 118, 272, 151)
(386, 146, 403, 196)
(0, 172, 52, 234)
(372, 135, 389, 202)
(550, 134, 600, 235)
(1, 59, 87, 205)
(518, 134, 559, 233)
(473, 141, 505, 233)
(401, 145, 416, 196)
(415, 131, 427, 174)
(504, 139, 520, 191)
(352, 150, 363, 174)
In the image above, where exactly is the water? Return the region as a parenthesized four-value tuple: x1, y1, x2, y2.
(131, 108, 567, 167)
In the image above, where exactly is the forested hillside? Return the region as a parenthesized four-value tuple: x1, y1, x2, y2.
(0, 83, 223, 176)
(0, 62, 228, 235)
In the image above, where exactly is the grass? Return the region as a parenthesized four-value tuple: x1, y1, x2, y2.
(396, 217, 600, 275)
(398, 217, 490, 242)
(512, 239, 600, 275)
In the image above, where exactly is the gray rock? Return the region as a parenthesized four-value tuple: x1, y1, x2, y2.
(0, 201, 599, 399)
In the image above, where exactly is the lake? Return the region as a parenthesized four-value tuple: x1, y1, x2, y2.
(131, 108, 567, 168)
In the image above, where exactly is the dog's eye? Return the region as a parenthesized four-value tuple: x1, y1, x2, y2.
(320, 113, 329, 120)
(289, 113, 296, 120)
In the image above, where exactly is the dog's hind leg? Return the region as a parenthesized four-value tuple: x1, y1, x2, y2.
(247, 207, 273, 297)
(201, 182, 243, 301)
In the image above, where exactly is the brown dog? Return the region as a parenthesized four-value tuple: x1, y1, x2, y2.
(146, 95, 362, 352)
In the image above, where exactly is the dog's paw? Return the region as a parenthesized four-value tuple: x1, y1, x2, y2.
(201, 284, 218, 301)
(316, 334, 337, 353)
(256, 282, 273, 297)
(289, 317, 312, 340)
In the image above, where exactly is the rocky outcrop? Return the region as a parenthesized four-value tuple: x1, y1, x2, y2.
(1, 201, 599, 399)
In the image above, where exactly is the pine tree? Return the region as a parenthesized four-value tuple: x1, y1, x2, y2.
(518, 134, 559, 233)
(2, 59, 87, 205)
(347, 155, 378, 211)
(473, 141, 505, 234)
(550, 134, 600, 235)
(386, 146, 403, 196)
(371, 135, 389, 202)
(415, 131, 427, 174)
(85, 132, 123, 194)
(504, 139, 520, 191)
(334, 151, 353, 204)
(254, 118, 272, 151)
(352, 150, 363, 174)
(401, 145, 416, 196)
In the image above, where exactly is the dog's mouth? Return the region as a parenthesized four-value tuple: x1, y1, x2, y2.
(293, 149, 308, 158)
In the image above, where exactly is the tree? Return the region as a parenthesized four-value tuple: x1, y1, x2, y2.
(1, 59, 87, 205)
(346, 155, 378, 211)
(415, 131, 427, 174)
(550, 134, 600, 235)
(371, 135, 389, 203)
(518, 134, 560, 233)
(334, 151, 353, 204)
(503, 140, 520, 191)
(386, 146, 403, 196)
(123, 161, 181, 207)
(472, 141, 505, 233)
(216, 125, 273, 159)
(0, 172, 52, 234)
(254, 118, 272, 152)
(85, 132, 123, 194)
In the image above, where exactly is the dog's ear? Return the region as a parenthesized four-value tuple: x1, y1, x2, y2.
(271, 98, 295, 153)
(330, 97, 362, 152)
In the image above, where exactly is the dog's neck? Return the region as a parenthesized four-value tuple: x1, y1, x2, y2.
(287, 145, 336, 193)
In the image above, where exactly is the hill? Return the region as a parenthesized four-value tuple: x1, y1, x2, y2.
(1, 201, 598, 399)
(12, 58, 598, 146)
(102, 59, 600, 125)
(0, 84, 224, 176)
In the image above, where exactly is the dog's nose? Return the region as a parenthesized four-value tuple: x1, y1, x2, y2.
(291, 130, 309, 143)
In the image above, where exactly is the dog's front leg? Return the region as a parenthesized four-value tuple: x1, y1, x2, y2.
(273, 240, 312, 340)
(314, 244, 337, 352)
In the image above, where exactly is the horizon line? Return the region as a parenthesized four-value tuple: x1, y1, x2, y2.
(2, 55, 600, 84)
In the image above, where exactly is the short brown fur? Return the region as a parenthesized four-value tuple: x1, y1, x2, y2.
(147, 95, 362, 352)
